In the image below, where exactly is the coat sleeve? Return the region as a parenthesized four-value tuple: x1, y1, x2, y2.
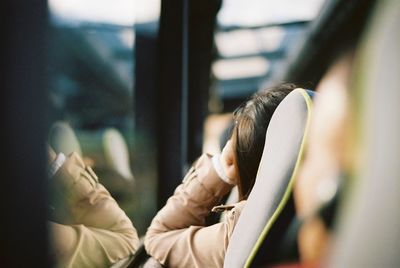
(144, 154, 246, 268)
(49, 152, 139, 268)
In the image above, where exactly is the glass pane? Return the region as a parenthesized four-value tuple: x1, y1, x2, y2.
(211, 0, 326, 112)
(46, 2, 160, 265)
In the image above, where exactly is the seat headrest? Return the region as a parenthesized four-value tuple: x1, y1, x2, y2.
(224, 88, 313, 268)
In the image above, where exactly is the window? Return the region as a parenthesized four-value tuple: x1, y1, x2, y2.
(47, 0, 160, 235)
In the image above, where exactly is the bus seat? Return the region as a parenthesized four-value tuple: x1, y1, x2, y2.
(224, 88, 314, 268)
(48, 120, 82, 156)
(328, 1, 400, 266)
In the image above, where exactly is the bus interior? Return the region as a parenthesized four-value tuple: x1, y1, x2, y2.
(1, 0, 400, 267)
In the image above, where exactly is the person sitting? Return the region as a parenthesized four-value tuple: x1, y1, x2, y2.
(144, 83, 296, 267)
(47, 145, 140, 267)
(294, 53, 352, 267)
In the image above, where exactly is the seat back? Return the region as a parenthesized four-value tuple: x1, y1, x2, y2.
(329, 1, 400, 266)
(48, 121, 82, 156)
(224, 88, 313, 268)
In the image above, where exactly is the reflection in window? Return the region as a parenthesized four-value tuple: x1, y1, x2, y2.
(47, 0, 160, 239)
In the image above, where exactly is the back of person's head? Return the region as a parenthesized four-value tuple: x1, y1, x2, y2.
(232, 83, 297, 200)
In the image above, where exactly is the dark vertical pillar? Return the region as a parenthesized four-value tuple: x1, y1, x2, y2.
(187, 1, 221, 164)
(156, 0, 220, 207)
(157, 0, 185, 207)
(134, 24, 159, 155)
(0, 0, 49, 267)
(133, 22, 160, 231)
(181, 0, 189, 173)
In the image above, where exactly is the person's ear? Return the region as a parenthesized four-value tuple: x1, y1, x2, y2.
(221, 140, 239, 184)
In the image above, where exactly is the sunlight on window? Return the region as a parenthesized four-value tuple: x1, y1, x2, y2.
(218, 0, 326, 27)
(215, 27, 285, 57)
(212, 57, 270, 80)
(48, 0, 135, 25)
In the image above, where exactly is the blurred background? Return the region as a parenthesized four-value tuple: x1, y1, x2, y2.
(3, 0, 399, 266)
(46, 0, 159, 236)
(44, 0, 326, 236)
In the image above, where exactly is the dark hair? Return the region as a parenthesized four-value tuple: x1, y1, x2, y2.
(232, 83, 297, 200)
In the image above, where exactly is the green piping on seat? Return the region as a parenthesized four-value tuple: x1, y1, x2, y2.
(244, 88, 313, 268)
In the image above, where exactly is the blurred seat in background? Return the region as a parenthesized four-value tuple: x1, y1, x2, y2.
(48, 121, 83, 157)
(48, 121, 136, 201)
(103, 127, 135, 182)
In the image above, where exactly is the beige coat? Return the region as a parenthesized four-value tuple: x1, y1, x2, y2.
(49, 152, 139, 267)
(145, 154, 246, 268)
